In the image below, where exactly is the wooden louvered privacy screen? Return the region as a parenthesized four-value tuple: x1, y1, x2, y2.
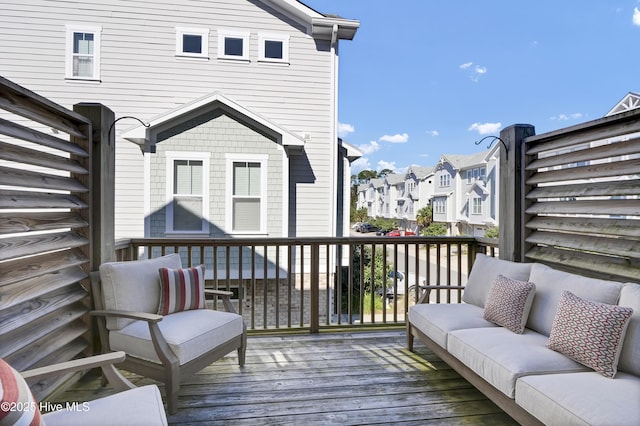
(0, 76, 93, 400)
(522, 108, 640, 283)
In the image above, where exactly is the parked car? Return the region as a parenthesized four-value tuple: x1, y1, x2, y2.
(386, 229, 416, 237)
(375, 229, 389, 236)
(351, 221, 363, 230)
(355, 222, 369, 232)
(359, 223, 378, 233)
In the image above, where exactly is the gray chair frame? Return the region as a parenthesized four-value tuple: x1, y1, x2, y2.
(90, 271, 247, 414)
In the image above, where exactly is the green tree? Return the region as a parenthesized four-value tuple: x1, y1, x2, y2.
(357, 169, 378, 183)
(421, 222, 448, 236)
(353, 207, 368, 222)
(484, 226, 499, 239)
(415, 205, 433, 231)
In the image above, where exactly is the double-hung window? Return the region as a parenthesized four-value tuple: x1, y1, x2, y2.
(258, 34, 289, 63)
(166, 152, 209, 234)
(226, 154, 267, 233)
(65, 25, 101, 80)
(472, 197, 482, 215)
(176, 27, 209, 58)
(218, 30, 250, 61)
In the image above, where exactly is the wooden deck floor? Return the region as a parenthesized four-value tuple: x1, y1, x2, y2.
(53, 331, 518, 425)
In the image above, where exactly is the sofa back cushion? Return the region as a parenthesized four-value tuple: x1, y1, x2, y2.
(99, 254, 183, 330)
(462, 254, 532, 308)
(526, 263, 624, 336)
(617, 283, 640, 376)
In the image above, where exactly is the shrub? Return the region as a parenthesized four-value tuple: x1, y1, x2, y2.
(421, 222, 447, 236)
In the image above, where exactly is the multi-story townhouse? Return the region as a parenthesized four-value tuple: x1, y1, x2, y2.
(385, 174, 405, 219)
(0, 0, 359, 241)
(402, 165, 434, 230)
(432, 146, 499, 236)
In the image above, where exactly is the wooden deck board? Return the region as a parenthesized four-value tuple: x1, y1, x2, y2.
(51, 331, 517, 425)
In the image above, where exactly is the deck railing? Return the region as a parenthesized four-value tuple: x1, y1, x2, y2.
(113, 236, 498, 333)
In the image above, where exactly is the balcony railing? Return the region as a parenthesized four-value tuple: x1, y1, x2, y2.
(113, 236, 498, 333)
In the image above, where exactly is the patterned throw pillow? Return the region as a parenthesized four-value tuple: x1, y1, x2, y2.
(0, 358, 44, 426)
(547, 291, 634, 378)
(483, 274, 536, 334)
(157, 265, 206, 315)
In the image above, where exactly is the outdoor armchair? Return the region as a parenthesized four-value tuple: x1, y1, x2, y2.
(90, 254, 247, 414)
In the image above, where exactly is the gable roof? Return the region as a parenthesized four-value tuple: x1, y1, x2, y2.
(122, 92, 305, 152)
(407, 165, 434, 179)
(265, 0, 360, 40)
(606, 92, 640, 116)
(438, 149, 492, 170)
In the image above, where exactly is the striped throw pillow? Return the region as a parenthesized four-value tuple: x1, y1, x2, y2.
(0, 358, 44, 426)
(157, 265, 206, 315)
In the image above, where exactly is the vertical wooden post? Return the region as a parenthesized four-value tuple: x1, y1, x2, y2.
(498, 124, 535, 262)
(74, 103, 116, 269)
(310, 243, 320, 333)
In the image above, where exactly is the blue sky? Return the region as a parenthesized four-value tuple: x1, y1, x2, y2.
(303, 1, 640, 174)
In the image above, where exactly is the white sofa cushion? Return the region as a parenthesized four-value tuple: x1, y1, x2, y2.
(109, 309, 244, 364)
(461, 254, 532, 308)
(547, 291, 633, 378)
(526, 263, 624, 336)
(100, 254, 183, 330)
(618, 283, 640, 376)
(447, 327, 588, 398)
(409, 303, 496, 349)
(43, 385, 167, 426)
(516, 372, 640, 426)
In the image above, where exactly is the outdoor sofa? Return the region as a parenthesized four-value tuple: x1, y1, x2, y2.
(407, 253, 640, 425)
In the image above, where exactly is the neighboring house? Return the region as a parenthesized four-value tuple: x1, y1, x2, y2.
(401, 165, 434, 230)
(0, 0, 359, 241)
(432, 146, 499, 236)
(385, 174, 405, 219)
(606, 92, 640, 116)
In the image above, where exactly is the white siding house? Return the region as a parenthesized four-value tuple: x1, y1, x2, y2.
(0, 0, 359, 239)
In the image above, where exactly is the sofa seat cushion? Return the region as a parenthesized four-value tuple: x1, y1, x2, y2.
(43, 385, 168, 426)
(409, 303, 496, 349)
(447, 327, 588, 398)
(110, 309, 244, 364)
(516, 372, 640, 426)
(526, 263, 624, 336)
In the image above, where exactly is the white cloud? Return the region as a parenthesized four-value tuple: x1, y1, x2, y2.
(338, 122, 355, 138)
(468, 122, 502, 135)
(427, 130, 439, 137)
(351, 157, 370, 172)
(379, 133, 409, 143)
(460, 62, 488, 82)
(633, 7, 640, 26)
(475, 66, 487, 75)
(459, 62, 473, 69)
(377, 160, 397, 171)
(550, 113, 583, 121)
(358, 140, 380, 155)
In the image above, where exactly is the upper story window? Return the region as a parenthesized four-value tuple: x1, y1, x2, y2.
(176, 27, 209, 58)
(226, 154, 267, 234)
(466, 167, 486, 183)
(65, 25, 101, 81)
(434, 198, 446, 214)
(439, 174, 450, 187)
(258, 34, 289, 63)
(218, 30, 250, 61)
(166, 152, 210, 234)
(472, 197, 482, 215)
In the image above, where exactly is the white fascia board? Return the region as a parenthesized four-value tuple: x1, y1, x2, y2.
(122, 92, 304, 149)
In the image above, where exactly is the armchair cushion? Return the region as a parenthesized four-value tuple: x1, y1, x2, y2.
(0, 358, 44, 426)
(109, 309, 244, 364)
(158, 265, 206, 315)
(99, 254, 182, 330)
(42, 385, 167, 426)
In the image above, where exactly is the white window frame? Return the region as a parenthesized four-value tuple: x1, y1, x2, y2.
(165, 151, 210, 235)
(217, 29, 250, 61)
(175, 27, 209, 59)
(472, 197, 482, 215)
(258, 33, 289, 63)
(466, 170, 472, 184)
(65, 25, 102, 81)
(225, 154, 268, 235)
(439, 174, 450, 187)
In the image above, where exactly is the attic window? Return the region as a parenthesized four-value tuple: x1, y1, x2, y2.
(176, 28, 209, 58)
(259, 34, 289, 63)
(218, 30, 249, 61)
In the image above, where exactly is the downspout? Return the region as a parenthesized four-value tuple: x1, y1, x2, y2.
(330, 24, 339, 237)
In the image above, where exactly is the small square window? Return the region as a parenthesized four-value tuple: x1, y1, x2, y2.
(259, 34, 289, 63)
(218, 30, 249, 61)
(176, 27, 209, 58)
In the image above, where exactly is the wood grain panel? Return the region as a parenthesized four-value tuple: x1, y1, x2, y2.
(0, 140, 88, 173)
(0, 231, 89, 261)
(0, 211, 88, 235)
(0, 266, 87, 309)
(0, 118, 88, 157)
(0, 166, 88, 192)
(0, 189, 87, 209)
